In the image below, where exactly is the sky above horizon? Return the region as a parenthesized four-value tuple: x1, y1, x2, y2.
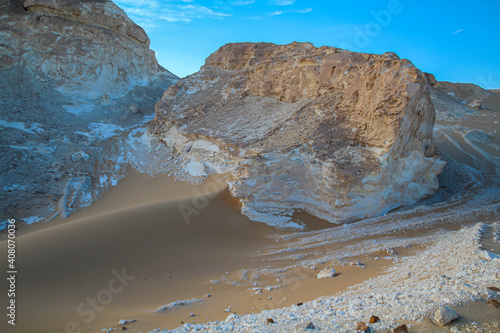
(115, 0, 500, 89)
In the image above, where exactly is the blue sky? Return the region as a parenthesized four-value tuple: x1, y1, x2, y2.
(115, 0, 500, 88)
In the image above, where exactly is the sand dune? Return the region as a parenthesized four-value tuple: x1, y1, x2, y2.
(0, 174, 278, 332)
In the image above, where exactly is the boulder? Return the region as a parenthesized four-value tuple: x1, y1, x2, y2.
(433, 306, 458, 326)
(0, 0, 167, 98)
(152, 42, 445, 227)
(0, 1, 177, 225)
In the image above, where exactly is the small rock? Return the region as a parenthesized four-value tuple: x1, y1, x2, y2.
(369, 315, 380, 323)
(305, 322, 315, 329)
(297, 302, 304, 306)
(356, 321, 369, 332)
(204, 294, 212, 297)
(121, 327, 127, 331)
(317, 267, 336, 279)
(118, 319, 136, 325)
(450, 327, 462, 333)
(479, 250, 499, 261)
(487, 299, 500, 308)
(468, 99, 482, 109)
(189, 313, 195, 317)
(434, 306, 458, 326)
(266, 318, 275, 324)
(486, 286, 499, 292)
(349, 260, 366, 268)
(393, 324, 408, 333)
(129, 105, 139, 114)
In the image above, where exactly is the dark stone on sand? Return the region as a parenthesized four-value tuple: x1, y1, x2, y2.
(306, 322, 316, 329)
(369, 315, 380, 323)
(487, 299, 500, 308)
(393, 324, 408, 333)
(356, 321, 369, 332)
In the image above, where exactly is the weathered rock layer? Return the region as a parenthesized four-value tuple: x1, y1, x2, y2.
(0, 0, 177, 226)
(1, 0, 163, 98)
(153, 42, 445, 227)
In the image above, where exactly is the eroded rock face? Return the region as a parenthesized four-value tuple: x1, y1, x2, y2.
(0, 1, 177, 227)
(153, 42, 444, 227)
(1, 0, 162, 98)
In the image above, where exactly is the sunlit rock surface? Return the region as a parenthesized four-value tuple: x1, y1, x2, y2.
(0, 0, 166, 98)
(0, 0, 178, 226)
(152, 42, 445, 227)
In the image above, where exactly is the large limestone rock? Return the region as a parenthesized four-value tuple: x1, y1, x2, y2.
(0, 0, 177, 227)
(152, 42, 445, 227)
(1, 0, 163, 98)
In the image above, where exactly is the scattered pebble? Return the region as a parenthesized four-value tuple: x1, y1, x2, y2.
(487, 299, 500, 308)
(189, 313, 195, 317)
(434, 306, 458, 326)
(369, 315, 380, 323)
(296, 302, 304, 306)
(266, 318, 275, 324)
(393, 324, 408, 333)
(355, 321, 368, 332)
(305, 322, 315, 329)
(118, 319, 136, 325)
(317, 267, 336, 279)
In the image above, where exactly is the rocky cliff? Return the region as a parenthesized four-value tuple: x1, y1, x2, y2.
(0, 0, 177, 227)
(1, 0, 164, 98)
(152, 42, 445, 227)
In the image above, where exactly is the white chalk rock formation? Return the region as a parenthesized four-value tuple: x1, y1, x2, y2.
(0, 0, 177, 227)
(152, 42, 445, 227)
(1, 0, 164, 98)
(317, 268, 336, 279)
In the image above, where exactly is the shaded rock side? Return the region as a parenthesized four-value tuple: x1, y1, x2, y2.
(152, 42, 445, 227)
(0, 0, 167, 98)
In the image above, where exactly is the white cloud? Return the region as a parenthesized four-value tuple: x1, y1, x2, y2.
(295, 8, 312, 13)
(179, 4, 232, 18)
(270, 0, 295, 6)
(229, 0, 255, 5)
(248, 7, 312, 19)
(114, 0, 232, 27)
(452, 29, 464, 34)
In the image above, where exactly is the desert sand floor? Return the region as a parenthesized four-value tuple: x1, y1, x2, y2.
(2, 170, 499, 333)
(1, 98, 500, 333)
